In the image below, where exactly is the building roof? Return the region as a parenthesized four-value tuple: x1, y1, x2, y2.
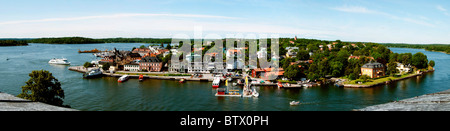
(141, 56, 160, 63)
(362, 62, 384, 69)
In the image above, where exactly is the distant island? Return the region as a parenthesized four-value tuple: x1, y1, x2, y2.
(0, 40, 28, 46)
(382, 43, 450, 54)
(28, 37, 103, 44)
(26, 37, 172, 44)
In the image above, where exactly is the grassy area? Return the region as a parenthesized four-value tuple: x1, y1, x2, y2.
(344, 73, 416, 85)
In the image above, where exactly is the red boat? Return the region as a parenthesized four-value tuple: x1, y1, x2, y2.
(139, 74, 144, 82)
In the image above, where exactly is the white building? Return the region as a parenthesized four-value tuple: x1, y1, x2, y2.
(124, 63, 140, 72)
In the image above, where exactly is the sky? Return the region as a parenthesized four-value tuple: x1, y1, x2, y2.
(0, 0, 449, 44)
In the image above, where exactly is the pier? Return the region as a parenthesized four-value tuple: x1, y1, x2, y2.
(68, 66, 224, 82)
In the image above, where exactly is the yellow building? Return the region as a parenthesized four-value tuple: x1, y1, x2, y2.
(361, 62, 385, 78)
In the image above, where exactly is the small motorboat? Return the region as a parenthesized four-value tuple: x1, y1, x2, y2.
(139, 74, 144, 82)
(118, 75, 129, 83)
(179, 78, 185, 83)
(48, 58, 71, 65)
(290, 101, 300, 106)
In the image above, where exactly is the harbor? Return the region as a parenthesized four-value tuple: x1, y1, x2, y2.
(1, 43, 448, 111)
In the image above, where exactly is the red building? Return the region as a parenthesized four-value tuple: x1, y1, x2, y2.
(140, 56, 163, 72)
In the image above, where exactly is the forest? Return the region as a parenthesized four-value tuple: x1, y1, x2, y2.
(0, 40, 29, 46)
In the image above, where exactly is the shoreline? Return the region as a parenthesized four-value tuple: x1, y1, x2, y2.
(68, 66, 224, 82)
(343, 69, 434, 88)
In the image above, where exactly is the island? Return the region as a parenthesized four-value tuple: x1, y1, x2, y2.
(0, 40, 28, 46)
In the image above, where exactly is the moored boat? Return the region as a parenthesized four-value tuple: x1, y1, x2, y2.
(139, 74, 144, 82)
(179, 78, 185, 83)
(118, 75, 129, 83)
(212, 77, 220, 88)
(83, 68, 103, 78)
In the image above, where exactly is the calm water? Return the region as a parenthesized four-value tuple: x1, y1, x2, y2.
(0, 44, 449, 111)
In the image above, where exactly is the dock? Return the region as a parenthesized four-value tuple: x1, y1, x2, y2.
(68, 66, 224, 82)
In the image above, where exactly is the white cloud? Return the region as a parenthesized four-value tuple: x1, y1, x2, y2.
(331, 5, 378, 14)
(332, 5, 435, 27)
(436, 5, 450, 16)
(437, 5, 447, 12)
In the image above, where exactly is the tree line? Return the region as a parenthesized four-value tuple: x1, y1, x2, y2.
(381, 43, 450, 54)
(0, 40, 28, 46)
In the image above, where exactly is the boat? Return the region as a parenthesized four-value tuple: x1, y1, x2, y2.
(83, 68, 103, 78)
(118, 75, 129, 83)
(48, 58, 71, 65)
(215, 80, 241, 97)
(215, 88, 241, 97)
(179, 78, 185, 83)
(242, 76, 259, 97)
(212, 77, 220, 88)
(139, 74, 144, 82)
(290, 101, 300, 106)
(277, 82, 283, 88)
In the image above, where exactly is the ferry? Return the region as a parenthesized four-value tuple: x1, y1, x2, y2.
(83, 68, 103, 78)
(118, 75, 129, 83)
(48, 58, 71, 65)
(139, 74, 144, 82)
(212, 77, 220, 88)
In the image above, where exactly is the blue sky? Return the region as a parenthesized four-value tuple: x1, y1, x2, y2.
(0, 0, 449, 44)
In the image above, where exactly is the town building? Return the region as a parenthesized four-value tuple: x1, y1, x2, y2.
(361, 61, 385, 78)
(396, 63, 412, 74)
(140, 56, 162, 72)
(124, 63, 140, 72)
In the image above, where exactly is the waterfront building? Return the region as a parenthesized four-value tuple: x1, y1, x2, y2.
(396, 63, 412, 74)
(124, 63, 140, 72)
(140, 56, 162, 72)
(361, 61, 385, 78)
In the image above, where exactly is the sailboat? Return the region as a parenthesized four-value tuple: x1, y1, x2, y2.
(242, 76, 259, 98)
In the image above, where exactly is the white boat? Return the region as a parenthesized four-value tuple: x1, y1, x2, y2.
(212, 77, 221, 88)
(290, 101, 300, 106)
(83, 68, 103, 78)
(118, 75, 129, 83)
(48, 58, 71, 65)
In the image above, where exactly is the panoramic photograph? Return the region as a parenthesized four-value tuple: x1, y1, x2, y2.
(1, 0, 450, 115)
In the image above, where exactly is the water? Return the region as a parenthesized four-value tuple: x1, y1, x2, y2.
(0, 44, 449, 111)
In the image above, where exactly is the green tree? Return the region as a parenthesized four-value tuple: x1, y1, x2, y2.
(83, 62, 93, 68)
(102, 63, 111, 71)
(17, 70, 68, 107)
(296, 50, 310, 60)
(412, 52, 428, 69)
(387, 61, 398, 76)
(429, 60, 435, 67)
(284, 65, 301, 80)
